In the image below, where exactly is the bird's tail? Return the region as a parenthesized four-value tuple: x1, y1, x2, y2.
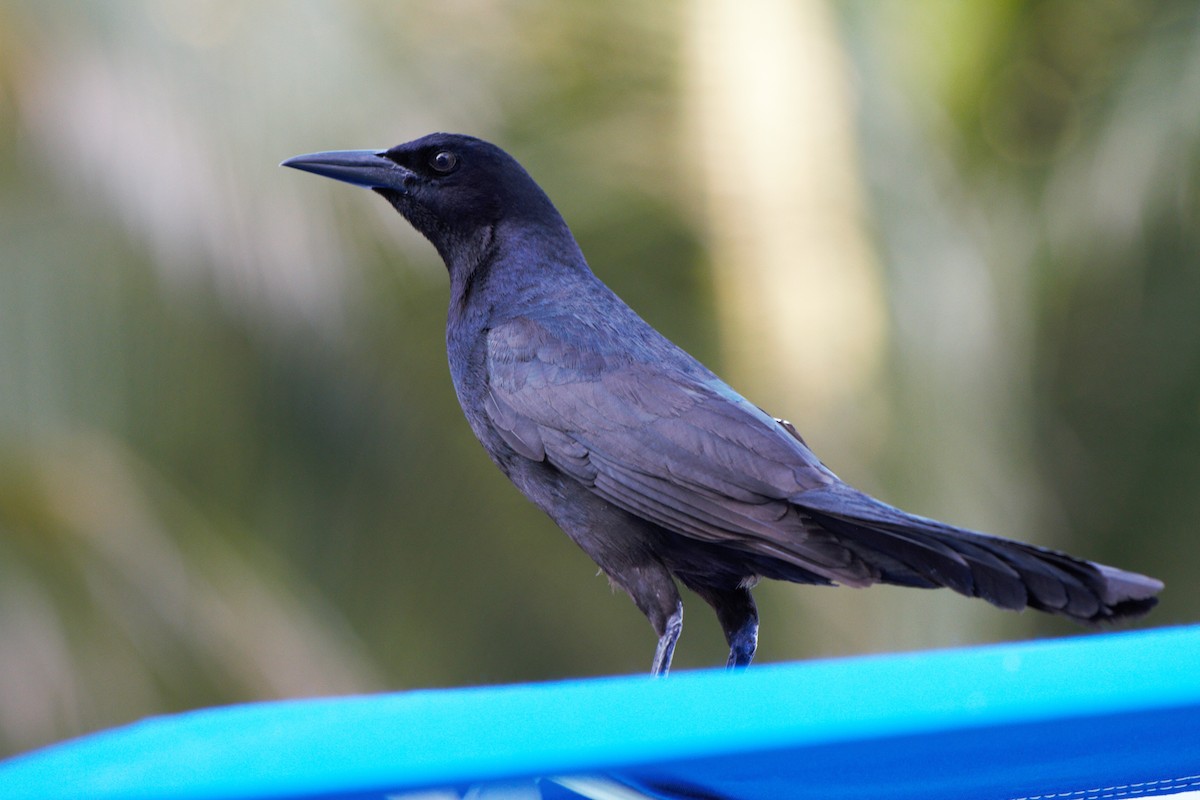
(793, 486, 1162, 623)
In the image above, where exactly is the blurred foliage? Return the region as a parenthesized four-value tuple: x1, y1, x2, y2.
(0, 0, 1196, 757)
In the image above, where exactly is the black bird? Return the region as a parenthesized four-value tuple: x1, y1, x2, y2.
(283, 133, 1162, 675)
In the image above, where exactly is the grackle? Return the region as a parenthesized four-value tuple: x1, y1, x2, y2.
(284, 133, 1161, 675)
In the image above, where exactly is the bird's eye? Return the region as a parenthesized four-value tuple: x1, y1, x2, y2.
(429, 151, 459, 174)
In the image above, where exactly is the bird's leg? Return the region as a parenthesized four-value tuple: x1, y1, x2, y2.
(724, 609, 758, 670)
(607, 561, 684, 676)
(681, 579, 758, 670)
(650, 600, 683, 677)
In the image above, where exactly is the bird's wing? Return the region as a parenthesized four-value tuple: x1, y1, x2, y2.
(484, 317, 875, 584)
(485, 318, 1163, 620)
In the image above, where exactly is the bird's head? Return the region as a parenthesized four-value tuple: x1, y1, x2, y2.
(283, 133, 565, 268)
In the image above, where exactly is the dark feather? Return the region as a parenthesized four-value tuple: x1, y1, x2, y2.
(485, 310, 1161, 623)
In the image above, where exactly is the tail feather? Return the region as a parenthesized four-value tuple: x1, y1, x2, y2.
(1095, 563, 1162, 617)
(794, 487, 1162, 624)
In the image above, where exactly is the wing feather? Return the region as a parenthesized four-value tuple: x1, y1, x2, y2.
(486, 318, 864, 582)
(484, 316, 1160, 623)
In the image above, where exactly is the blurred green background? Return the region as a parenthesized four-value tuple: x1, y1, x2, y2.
(0, 0, 1196, 756)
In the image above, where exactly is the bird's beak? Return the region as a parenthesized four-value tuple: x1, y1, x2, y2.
(281, 149, 411, 190)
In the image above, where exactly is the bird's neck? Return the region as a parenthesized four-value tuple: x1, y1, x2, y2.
(446, 216, 587, 323)
(443, 224, 500, 317)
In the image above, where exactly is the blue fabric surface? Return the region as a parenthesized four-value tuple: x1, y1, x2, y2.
(1, 626, 1197, 800)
